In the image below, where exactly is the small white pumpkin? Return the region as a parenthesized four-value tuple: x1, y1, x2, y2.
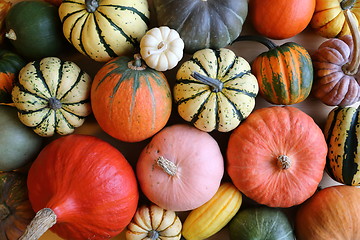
(140, 26, 184, 71)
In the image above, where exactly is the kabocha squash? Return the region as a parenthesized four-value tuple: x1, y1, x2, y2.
(11, 57, 92, 137)
(20, 134, 139, 240)
(182, 182, 242, 240)
(59, 0, 150, 62)
(296, 185, 360, 240)
(153, 0, 248, 53)
(227, 106, 327, 208)
(136, 124, 224, 211)
(126, 204, 182, 240)
(91, 54, 172, 142)
(0, 0, 11, 45)
(174, 48, 259, 132)
(323, 106, 360, 185)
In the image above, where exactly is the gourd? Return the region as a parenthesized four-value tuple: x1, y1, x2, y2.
(19, 134, 139, 240)
(0, 172, 35, 240)
(91, 54, 172, 142)
(126, 204, 182, 240)
(323, 106, 360, 185)
(153, 0, 248, 53)
(229, 207, 295, 240)
(0, 0, 11, 45)
(227, 106, 328, 208)
(59, 0, 150, 62)
(182, 182, 242, 240)
(11, 57, 92, 137)
(136, 124, 224, 211)
(296, 185, 360, 240)
(249, 0, 316, 39)
(173, 48, 259, 132)
(5, 0, 66, 60)
(140, 26, 184, 71)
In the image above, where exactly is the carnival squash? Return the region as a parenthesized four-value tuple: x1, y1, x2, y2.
(227, 106, 327, 208)
(136, 124, 224, 211)
(20, 134, 139, 240)
(91, 54, 172, 142)
(174, 48, 259, 132)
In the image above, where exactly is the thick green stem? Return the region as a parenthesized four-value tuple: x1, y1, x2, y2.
(231, 35, 278, 50)
(0, 204, 10, 221)
(342, 9, 360, 75)
(191, 71, 223, 92)
(341, 0, 356, 10)
(85, 0, 99, 12)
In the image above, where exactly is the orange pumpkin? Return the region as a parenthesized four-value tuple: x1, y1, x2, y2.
(227, 106, 327, 208)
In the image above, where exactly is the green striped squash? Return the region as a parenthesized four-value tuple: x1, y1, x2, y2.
(174, 48, 259, 132)
(11, 57, 92, 137)
(59, 0, 150, 62)
(324, 106, 360, 185)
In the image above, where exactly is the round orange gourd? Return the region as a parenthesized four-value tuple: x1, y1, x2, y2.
(227, 106, 327, 208)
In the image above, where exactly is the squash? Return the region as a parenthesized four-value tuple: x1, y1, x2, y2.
(140, 26, 184, 72)
(229, 206, 295, 240)
(249, 0, 315, 40)
(5, 0, 66, 60)
(59, 0, 150, 62)
(182, 182, 242, 240)
(311, 0, 360, 38)
(0, 172, 35, 240)
(136, 124, 224, 211)
(311, 9, 360, 106)
(0, 48, 26, 103)
(91, 54, 172, 142)
(323, 106, 360, 185)
(0, 0, 11, 45)
(153, 0, 248, 53)
(11, 57, 92, 137)
(126, 204, 182, 240)
(296, 185, 360, 240)
(0, 105, 43, 171)
(227, 106, 327, 208)
(19, 134, 139, 240)
(173, 48, 259, 132)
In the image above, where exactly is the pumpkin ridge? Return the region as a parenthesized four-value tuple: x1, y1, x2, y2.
(14, 83, 49, 103)
(223, 85, 257, 98)
(95, 59, 129, 91)
(219, 53, 237, 80)
(29, 108, 52, 129)
(144, 77, 157, 131)
(190, 56, 212, 78)
(222, 70, 251, 83)
(175, 87, 208, 105)
(101, 4, 150, 25)
(172, 0, 201, 34)
(59, 105, 88, 119)
(190, 93, 214, 125)
(218, 91, 244, 120)
(58, 70, 87, 101)
(208, 8, 231, 47)
(78, 14, 93, 58)
(31, 61, 53, 99)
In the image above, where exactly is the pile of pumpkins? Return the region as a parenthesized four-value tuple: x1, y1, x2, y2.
(1, 0, 360, 239)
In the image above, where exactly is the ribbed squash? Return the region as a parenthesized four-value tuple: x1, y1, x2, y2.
(11, 57, 92, 137)
(324, 106, 360, 185)
(182, 182, 242, 240)
(59, 0, 150, 62)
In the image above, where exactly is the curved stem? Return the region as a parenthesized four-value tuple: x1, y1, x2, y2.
(191, 71, 223, 92)
(341, 0, 356, 10)
(0, 204, 10, 221)
(85, 0, 99, 12)
(277, 155, 291, 170)
(128, 54, 146, 70)
(157, 156, 177, 176)
(231, 35, 278, 50)
(343, 9, 360, 75)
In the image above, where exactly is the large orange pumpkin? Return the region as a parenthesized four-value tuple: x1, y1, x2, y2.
(227, 106, 327, 208)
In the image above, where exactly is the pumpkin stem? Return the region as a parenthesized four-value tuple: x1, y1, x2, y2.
(48, 97, 62, 110)
(231, 35, 278, 50)
(157, 156, 177, 176)
(128, 54, 147, 70)
(191, 71, 223, 92)
(0, 204, 10, 221)
(277, 155, 291, 170)
(341, 0, 356, 10)
(85, 0, 99, 12)
(5, 29, 17, 41)
(19, 208, 57, 240)
(148, 230, 160, 240)
(342, 9, 360, 75)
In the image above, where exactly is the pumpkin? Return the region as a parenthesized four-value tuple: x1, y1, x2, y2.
(229, 206, 295, 240)
(136, 124, 224, 211)
(153, 0, 248, 53)
(182, 182, 242, 240)
(140, 26, 184, 72)
(296, 185, 360, 240)
(0, 48, 26, 103)
(11, 57, 92, 137)
(5, 0, 66, 60)
(173, 48, 259, 132)
(311, 9, 360, 106)
(91, 54, 172, 142)
(323, 106, 360, 185)
(59, 0, 150, 62)
(126, 204, 182, 240)
(311, 0, 360, 38)
(0, 172, 35, 240)
(0, 0, 11, 45)
(0, 105, 43, 171)
(227, 106, 328, 208)
(19, 134, 139, 240)
(249, 0, 315, 40)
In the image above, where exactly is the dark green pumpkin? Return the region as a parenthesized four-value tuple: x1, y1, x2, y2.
(324, 106, 360, 186)
(0, 171, 35, 240)
(229, 206, 295, 240)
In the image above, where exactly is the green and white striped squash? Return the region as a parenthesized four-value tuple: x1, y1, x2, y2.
(324, 106, 360, 186)
(11, 57, 92, 137)
(59, 0, 150, 62)
(174, 48, 259, 132)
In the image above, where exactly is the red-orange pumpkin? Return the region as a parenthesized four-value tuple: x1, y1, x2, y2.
(227, 106, 327, 208)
